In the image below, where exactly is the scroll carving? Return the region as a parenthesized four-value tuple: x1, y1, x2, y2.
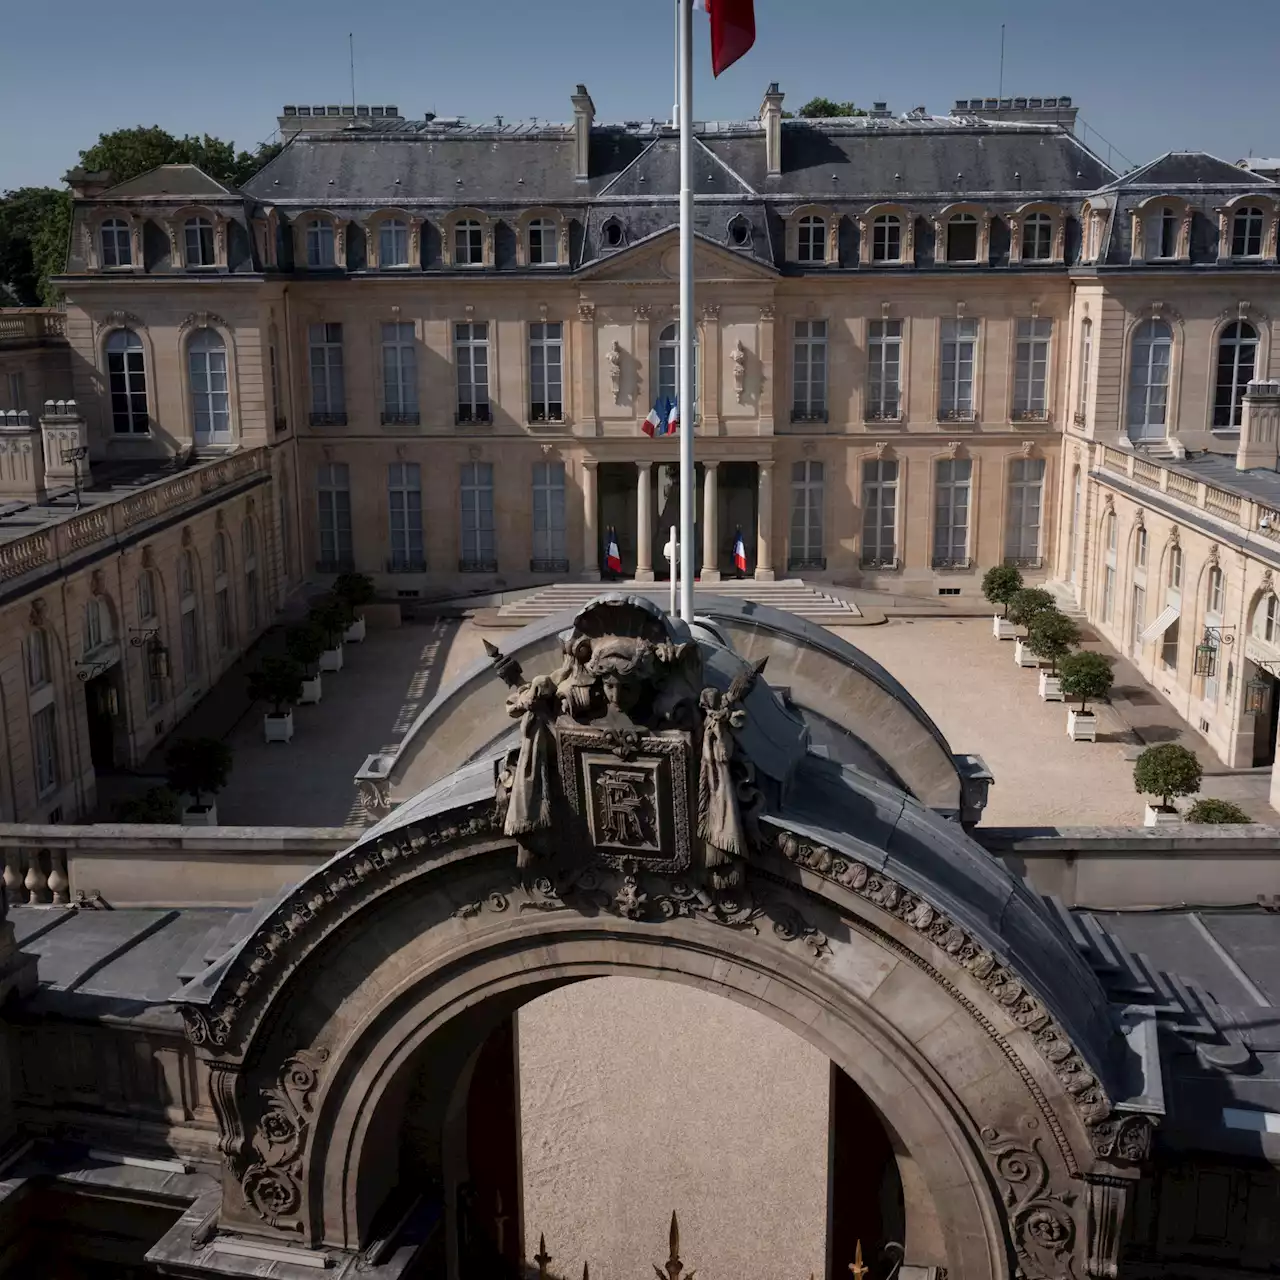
(982, 1126, 1077, 1280)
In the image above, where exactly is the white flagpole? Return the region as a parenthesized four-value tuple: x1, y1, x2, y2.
(678, 0, 695, 623)
(672, 0, 680, 127)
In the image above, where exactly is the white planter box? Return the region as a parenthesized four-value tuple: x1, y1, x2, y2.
(1067, 709, 1097, 741)
(182, 802, 217, 826)
(344, 615, 366, 644)
(1143, 803, 1181, 828)
(992, 615, 1018, 640)
(319, 645, 344, 673)
(1038, 670, 1063, 701)
(264, 710, 294, 743)
(1014, 639, 1039, 668)
(299, 675, 323, 705)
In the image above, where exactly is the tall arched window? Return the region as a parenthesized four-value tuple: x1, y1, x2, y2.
(379, 219, 408, 267)
(657, 322, 698, 416)
(1213, 321, 1259, 429)
(243, 517, 260, 631)
(946, 213, 979, 262)
(528, 218, 558, 265)
(1101, 511, 1117, 622)
(1068, 466, 1081, 585)
(106, 329, 148, 434)
(138, 569, 157, 622)
(1204, 566, 1226, 703)
(1160, 544, 1184, 671)
(872, 214, 901, 263)
(1130, 526, 1149, 655)
(100, 218, 131, 267)
(1256, 592, 1280, 644)
(26, 629, 50, 690)
(1231, 207, 1264, 258)
(1021, 212, 1053, 260)
(306, 218, 335, 267)
(83, 597, 111, 653)
(797, 215, 827, 263)
(184, 217, 214, 266)
(179, 551, 201, 684)
(213, 532, 233, 653)
(1077, 318, 1093, 420)
(188, 328, 231, 445)
(1126, 319, 1173, 441)
(455, 219, 483, 265)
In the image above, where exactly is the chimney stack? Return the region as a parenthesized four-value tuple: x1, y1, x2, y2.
(1238, 380, 1280, 471)
(571, 84, 595, 181)
(63, 168, 115, 199)
(760, 83, 785, 178)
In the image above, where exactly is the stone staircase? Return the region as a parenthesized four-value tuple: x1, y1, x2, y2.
(486, 579, 862, 628)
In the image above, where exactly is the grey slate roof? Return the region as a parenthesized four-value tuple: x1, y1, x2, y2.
(101, 164, 237, 200)
(1165, 451, 1280, 507)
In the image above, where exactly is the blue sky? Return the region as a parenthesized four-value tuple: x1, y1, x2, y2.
(2, 0, 1277, 190)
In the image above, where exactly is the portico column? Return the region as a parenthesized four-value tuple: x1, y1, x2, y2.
(755, 461, 775, 581)
(636, 461, 654, 581)
(581, 460, 599, 580)
(701, 461, 721, 582)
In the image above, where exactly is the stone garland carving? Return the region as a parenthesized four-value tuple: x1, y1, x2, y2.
(238, 1048, 329, 1229)
(982, 1127, 1078, 1280)
(179, 310, 230, 334)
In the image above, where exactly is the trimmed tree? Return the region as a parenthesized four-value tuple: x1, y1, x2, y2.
(1186, 797, 1252, 824)
(1006, 587, 1057, 629)
(165, 737, 233, 811)
(1025, 609, 1081, 674)
(1133, 743, 1202, 812)
(114, 786, 181, 824)
(247, 657, 305, 716)
(1058, 651, 1114, 712)
(285, 622, 326, 676)
(982, 565, 1024, 616)
(310, 598, 350, 648)
(333, 572, 376, 613)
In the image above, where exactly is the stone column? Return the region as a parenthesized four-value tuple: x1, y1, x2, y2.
(0, 411, 45, 501)
(636, 461, 654, 581)
(41, 402, 92, 487)
(1238, 380, 1280, 471)
(581, 460, 599, 580)
(755, 461, 776, 581)
(702, 461, 721, 582)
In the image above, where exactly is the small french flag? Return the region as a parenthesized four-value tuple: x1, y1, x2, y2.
(605, 527, 622, 575)
(642, 397, 664, 437)
(664, 398, 680, 435)
(733, 527, 747, 574)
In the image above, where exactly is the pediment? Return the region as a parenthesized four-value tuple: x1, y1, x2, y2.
(579, 229, 777, 283)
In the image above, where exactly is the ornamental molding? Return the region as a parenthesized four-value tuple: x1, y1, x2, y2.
(28, 597, 47, 628)
(179, 310, 230, 334)
(982, 1126, 1078, 1279)
(95, 310, 145, 335)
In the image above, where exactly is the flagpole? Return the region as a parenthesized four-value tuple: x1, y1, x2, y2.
(677, 0, 695, 623)
(672, 0, 680, 127)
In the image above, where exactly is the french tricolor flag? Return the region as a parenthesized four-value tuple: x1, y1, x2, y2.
(605, 527, 622, 574)
(733, 528, 747, 574)
(693, 0, 756, 77)
(663, 399, 680, 435)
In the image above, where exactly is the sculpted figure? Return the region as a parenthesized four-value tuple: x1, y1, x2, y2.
(503, 673, 558, 845)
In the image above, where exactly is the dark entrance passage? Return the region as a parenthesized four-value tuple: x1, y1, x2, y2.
(597, 462, 637, 579)
(652, 461, 701, 580)
(84, 671, 120, 771)
(716, 461, 758, 580)
(1251, 665, 1280, 766)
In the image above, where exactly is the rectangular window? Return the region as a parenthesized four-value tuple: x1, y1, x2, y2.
(32, 704, 59, 798)
(932, 458, 972, 567)
(26, 632, 49, 689)
(460, 462, 496, 571)
(379, 221, 409, 266)
(860, 459, 898, 568)
(788, 460, 824, 569)
(866, 320, 902, 420)
(317, 461, 353, 572)
(1077, 320, 1093, 421)
(107, 335, 149, 434)
(1158, 208, 1179, 259)
(185, 220, 215, 266)
(529, 322, 563, 422)
(455, 322, 491, 423)
(1102, 565, 1116, 623)
(1005, 458, 1045, 563)
(269, 343, 283, 432)
(215, 587, 232, 652)
(531, 461, 568, 571)
(1013, 318, 1052, 419)
(1131, 585, 1147, 651)
(246, 568, 259, 632)
(306, 221, 335, 268)
(381, 322, 419, 423)
(872, 217, 901, 263)
(388, 462, 425, 572)
(792, 320, 828, 421)
(308, 323, 346, 424)
(180, 606, 200, 683)
(6, 371, 25, 413)
(939, 318, 978, 420)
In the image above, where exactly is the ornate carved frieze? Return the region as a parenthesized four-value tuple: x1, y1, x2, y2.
(95, 310, 145, 335)
(179, 310, 229, 333)
(982, 1126, 1078, 1280)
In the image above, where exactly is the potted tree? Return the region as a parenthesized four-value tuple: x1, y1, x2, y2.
(1007, 587, 1057, 668)
(248, 656, 305, 743)
(1133, 742, 1202, 826)
(286, 622, 327, 705)
(1186, 797, 1252, 823)
(1058, 651, 1114, 741)
(334, 572, 376, 643)
(166, 737, 233, 825)
(311, 598, 348, 673)
(113, 787, 181, 824)
(1026, 609, 1081, 700)
(982, 565, 1024, 640)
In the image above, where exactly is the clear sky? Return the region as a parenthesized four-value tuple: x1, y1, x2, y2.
(2, 0, 1277, 191)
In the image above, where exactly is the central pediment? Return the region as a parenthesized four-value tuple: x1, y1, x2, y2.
(578, 228, 777, 284)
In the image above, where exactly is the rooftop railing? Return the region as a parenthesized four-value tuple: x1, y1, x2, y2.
(0, 310, 66, 343)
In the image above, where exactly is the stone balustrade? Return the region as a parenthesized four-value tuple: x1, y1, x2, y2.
(0, 309, 66, 344)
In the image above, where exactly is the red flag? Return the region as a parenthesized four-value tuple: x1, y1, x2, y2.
(696, 0, 756, 77)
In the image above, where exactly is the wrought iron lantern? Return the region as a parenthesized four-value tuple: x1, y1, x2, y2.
(147, 637, 170, 682)
(1194, 638, 1218, 678)
(97, 685, 119, 718)
(1245, 674, 1272, 716)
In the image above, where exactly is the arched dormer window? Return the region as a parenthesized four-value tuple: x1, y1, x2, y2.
(1021, 212, 1053, 261)
(306, 218, 335, 267)
(873, 214, 902, 262)
(379, 218, 409, 267)
(1134, 199, 1189, 262)
(1213, 320, 1259, 429)
(101, 217, 132, 268)
(184, 216, 215, 267)
(798, 214, 827, 263)
(455, 219, 482, 266)
(859, 205, 913, 266)
(946, 212, 979, 263)
(528, 218, 557, 266)
(1231, 206, 1265, 258)
(105, 329, 148, 435)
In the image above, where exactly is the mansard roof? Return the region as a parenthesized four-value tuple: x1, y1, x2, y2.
(1100, 150, 1277, 191)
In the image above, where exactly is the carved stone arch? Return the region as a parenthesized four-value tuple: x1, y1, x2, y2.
(935, 201, 992, 265)
(442, 206, 496, 268)
(177, 315, 240, 446)
(364, 206, 418, 269)
(786, 203, 838, 266)
(290, 208, 346, 269)
(1009, 201, 1065, 265)
(858, 203, 913, 265)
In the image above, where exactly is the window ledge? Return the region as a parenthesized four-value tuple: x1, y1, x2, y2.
(860, 557, 900, 571)
(864, 412, 903, 424)
(531, 558, 570, 574)
(938, 411, 977, 424)
(790, 411, 829, 424)
(1011, 411, 1051, 424)
(315, 560, 355, 575)
(381, 411, 421, 426)
(310, 412, 349, 427)
(459, 560, 498, 574)
(787, 557, 827, 572)
(456, 413, 493, 428)
(1005, 557, 1044, 569)
(386, 559, 427, 573)
(931, 557, 974, 571)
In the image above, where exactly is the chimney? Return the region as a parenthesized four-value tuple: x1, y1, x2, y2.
(950, 95, 1078, 134)
(63, 168, 115, 199)
(571, 84, 595, 180)
(760, 82, 785, 178)
(1238, 380, 1280, 471)
(0, 411, 45, 501)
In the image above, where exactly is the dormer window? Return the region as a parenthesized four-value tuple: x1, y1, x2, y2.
(946, 213, 979, 263)
(1154, 206, 1179, 259)
(1232, 206, 1265, 258)
(872, 215, 901, 263)
(528, 218, 557, 265)
(306, 219, 335, 267)
(602, 218, 625, 249)
(455, 219, 483, 266)
(184, 217, 214, 267)
(798, 215, 827, 263)
(101, 218, 131, 267)
(1021, 212, 1052, 261)
(379, 219, 409, 267)
(728, 215, 751, 248)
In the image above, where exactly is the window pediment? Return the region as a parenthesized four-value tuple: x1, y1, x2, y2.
(443, 208, 495, 268)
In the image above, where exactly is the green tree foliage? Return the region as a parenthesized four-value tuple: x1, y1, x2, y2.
(165, 736, 234, 808)
(1133, 743, 1202, 810)
(1006, 587, 1057, 629)
(247, 657, 305, 715)
(981, 564, 1023, 615)
(0, 186, 72, 305)
(797, 97, 867, 118)
(78, 126, 282, 189)
(333, 572, 376, 611)
(309, 598, 351, 646)
(113, 786, 181, 824)
(1058, 651, 1114, 712)
(284, 623, 327, 676)
(1025, 609, 1080, 674)
(1185, 797, 1252, 824)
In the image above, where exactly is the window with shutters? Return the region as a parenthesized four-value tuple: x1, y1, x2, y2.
(387, 463, 425, 572)
(860, 459, 898, 568)
(932, 458, 972, 568)
(788, 460, 824, 570)
(316, 462, 353, 573)
(460, 462, 496, 571)
(792, 320, 828, 421)
(531, 461, 568, 572)
(1004, 458, 1045, 565)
